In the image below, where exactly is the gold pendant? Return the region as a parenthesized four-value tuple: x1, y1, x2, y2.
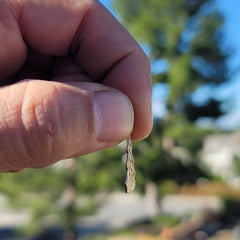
(125, 137, 136, 193)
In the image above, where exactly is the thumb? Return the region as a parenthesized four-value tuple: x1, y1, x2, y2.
(0, 80, 134, 172)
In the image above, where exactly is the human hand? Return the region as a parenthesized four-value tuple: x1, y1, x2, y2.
(0, 0, 152, 172)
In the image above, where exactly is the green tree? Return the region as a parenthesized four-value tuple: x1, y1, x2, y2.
(0, 146, 126, 239)
(0, 159, 86, 239)
(112, 0, 229, 190)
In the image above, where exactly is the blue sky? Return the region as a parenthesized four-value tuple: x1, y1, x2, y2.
(99, 0, 113, 11)
(99, 0, 240, 130)
(214, 0, 240, 129)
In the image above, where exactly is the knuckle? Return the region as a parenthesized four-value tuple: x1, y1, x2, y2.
(19, 82, 62, 167)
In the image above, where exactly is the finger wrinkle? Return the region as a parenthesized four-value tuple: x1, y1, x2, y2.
(19, 81, 55, 165)
(18, 82, 39, 165)
(0, 1, 27, 80)
(71, 0, 141, 82)
(19, 0, 95, 55)
(0, 85, 28, 170)
(2, 0, 24, 21)
(69, 0, 95, 56)
(103, 49, 135, 82)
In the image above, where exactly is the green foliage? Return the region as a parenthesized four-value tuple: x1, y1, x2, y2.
(158, 180, 179, 196)
(132, 121, 212, 192)
(233, 156, 240, 176)
(76, 145, 125, 193)
(80, 236, 105, 240)
(0, 168, 65, 207)
(151, 214, 181, 227)
(0, 145, 127, 234)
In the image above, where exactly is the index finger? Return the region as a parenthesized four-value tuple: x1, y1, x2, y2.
(72, 1, 153, 140)
(12, 0, 153, 140)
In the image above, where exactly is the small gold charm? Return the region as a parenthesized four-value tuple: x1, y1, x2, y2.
(125, 137, 136, 194)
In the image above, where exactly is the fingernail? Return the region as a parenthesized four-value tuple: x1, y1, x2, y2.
(93, 91, 134, 142)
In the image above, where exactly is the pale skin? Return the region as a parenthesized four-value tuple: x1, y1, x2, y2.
(0, 0, 153, 172)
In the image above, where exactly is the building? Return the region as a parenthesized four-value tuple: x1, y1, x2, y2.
(202, 131, 240, 185)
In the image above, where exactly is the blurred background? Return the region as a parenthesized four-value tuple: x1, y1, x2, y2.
(0, 0, 240, 239)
